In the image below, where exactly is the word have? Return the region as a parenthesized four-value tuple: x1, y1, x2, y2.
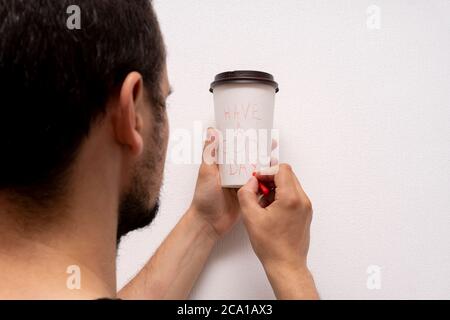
(224, 103, 261, 122)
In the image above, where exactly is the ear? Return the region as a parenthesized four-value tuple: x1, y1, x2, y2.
(113, 72, 145, 157)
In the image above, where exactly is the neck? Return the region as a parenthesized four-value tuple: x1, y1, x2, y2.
(0, 134, 122, 299)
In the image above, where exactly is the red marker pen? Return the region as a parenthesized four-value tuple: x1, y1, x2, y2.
(253, 172, 271, 197)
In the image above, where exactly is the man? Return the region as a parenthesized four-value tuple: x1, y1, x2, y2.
(0, 0, 318, 299)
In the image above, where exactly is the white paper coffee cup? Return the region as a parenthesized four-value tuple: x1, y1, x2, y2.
(210, 71, 279, 188)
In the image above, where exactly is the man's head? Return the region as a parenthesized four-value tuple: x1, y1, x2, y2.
(0, 1, 169, 240)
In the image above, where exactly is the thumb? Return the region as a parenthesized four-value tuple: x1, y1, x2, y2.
(237, 176, 262, 216)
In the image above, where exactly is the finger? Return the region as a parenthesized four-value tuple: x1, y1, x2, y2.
(272, 164, 298, 197)
(253, 168, 273, 178)
(257, 165, 280, 177)
(258, 195, 270, 208)
(237, 176, 263, 217)
(202, 127, 218, 166)
(252, 166, 277, 185)
(254, 164, 300, 192)
(253, 164, 282, 185)
(253, 173, 274, 184)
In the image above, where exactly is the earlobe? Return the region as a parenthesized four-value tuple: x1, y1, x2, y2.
(113, 72, 145, 157)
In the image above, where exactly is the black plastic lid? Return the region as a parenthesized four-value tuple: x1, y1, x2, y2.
(210, 70, 279, 93)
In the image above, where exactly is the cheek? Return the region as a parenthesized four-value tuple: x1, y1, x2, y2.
(162, 113, 170, 149)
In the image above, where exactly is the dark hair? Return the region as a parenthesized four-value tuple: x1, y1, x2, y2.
(0, 0, 166, 203)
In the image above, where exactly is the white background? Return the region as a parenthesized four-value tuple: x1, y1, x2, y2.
(117, 0, 450, 299)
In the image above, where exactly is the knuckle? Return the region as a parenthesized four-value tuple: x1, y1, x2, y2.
(285, 194, 301, 209)
(198, 164, 216, 181)
(237, 187, 248, 199)
(303, 198, 313, 212)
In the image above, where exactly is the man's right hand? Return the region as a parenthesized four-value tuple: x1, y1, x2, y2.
(237, 164, 319, 300)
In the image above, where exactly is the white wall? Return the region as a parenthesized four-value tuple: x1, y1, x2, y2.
(117, 0, 450, 299)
